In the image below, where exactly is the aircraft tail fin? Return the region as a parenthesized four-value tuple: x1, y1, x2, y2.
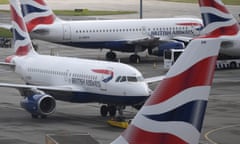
(6, 0, 36, 63)
(111, 0, 239, 143)
(19, 0, 57, 32)
(200, 0, 239, 36)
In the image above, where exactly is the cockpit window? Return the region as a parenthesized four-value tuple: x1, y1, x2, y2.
(137, 76, 144, 82)
(120, 76, 127, 82)
(127, 76, 137, 82)
(115, 76, 121, 82)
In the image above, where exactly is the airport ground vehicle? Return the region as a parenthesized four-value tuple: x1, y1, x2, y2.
(164, 49, 240, 70)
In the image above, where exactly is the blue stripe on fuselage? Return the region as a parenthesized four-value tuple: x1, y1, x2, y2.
(42, 89, 148, 105)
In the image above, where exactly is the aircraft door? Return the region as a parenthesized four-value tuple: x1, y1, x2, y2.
(63, 24, 71, 40)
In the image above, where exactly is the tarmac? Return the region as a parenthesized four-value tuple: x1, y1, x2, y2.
(0, 0, 240, 144)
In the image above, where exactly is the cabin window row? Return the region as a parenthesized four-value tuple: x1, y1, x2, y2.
(27, 68, 98, 80)
(28, 68, 67, 76)
(76, 26, 190, 33)
(72, 73, 97, 80)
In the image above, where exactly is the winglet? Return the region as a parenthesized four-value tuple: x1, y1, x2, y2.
(111, 0, 239, 144)
(19, 0, 56, 32)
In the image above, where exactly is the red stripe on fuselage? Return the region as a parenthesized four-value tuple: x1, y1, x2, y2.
(145, 56, 217, 106)
(177, 22, 202, 26)
(92, 69, 113, 75)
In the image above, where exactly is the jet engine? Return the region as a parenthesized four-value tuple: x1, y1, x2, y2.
(20, 91, 56, 118)
(149, 40, 185, 56)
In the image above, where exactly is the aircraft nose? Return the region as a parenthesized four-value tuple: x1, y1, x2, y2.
(142, 84, 152, 96)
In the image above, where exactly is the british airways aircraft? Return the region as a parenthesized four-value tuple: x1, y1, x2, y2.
(0, 0, 166, 119)
(112, 0, 240, 143)
(17, 0, 203, 63)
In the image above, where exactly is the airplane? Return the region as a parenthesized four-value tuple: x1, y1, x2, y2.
(0, 0, 167, 119)
(200, 1, 240, 57)
(111, 0, 240, 143)
(14, 0, 203, 63)
(0, 0, 238, 143)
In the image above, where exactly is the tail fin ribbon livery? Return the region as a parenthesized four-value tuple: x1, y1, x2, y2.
(112, 0, 239, 143)
(20, 0, 56, 32)
(200, 0, 239, 37)
(9, 0, 35, 58)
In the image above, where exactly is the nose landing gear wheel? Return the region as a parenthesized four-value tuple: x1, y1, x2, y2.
(100, 105, 117, 117)
(100, 105, 108, 117)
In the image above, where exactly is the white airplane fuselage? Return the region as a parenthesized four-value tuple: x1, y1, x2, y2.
(12, 54, 150, 105)
(31, 18, 203, 52)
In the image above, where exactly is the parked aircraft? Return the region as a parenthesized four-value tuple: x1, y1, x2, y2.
(16, 0, 203, 63)
(0, 0, 165, 119)
(111, 0, 240, 143)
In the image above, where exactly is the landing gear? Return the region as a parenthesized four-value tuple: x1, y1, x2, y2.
(100, 105, 119, 117)
(106, 51, 116, 61)
(31, 114, 47, 119)
(129, 54, 141, 63)
(100, 105, 108, 117)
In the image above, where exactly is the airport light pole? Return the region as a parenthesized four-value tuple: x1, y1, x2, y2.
(140, 0, 143, 19)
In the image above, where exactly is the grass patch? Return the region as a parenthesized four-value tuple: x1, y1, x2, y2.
(0, 28, 12, 38)
(161, 0, 240, 5)
(0, 0, 8, 4)
(0, 10, 9, 13)
(53, 9, 137, 16)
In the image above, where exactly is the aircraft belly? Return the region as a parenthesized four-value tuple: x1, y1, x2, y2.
(41, 89, 147, 105)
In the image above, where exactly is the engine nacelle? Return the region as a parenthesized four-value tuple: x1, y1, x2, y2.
(20, 94, 56, 117)
(149, 40, 185, 56)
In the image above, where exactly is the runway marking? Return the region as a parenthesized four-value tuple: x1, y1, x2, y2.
(204, 124, 240, 144)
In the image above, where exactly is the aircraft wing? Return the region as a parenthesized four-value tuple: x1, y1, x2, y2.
(172, 36, 193, 44)
(144, 75, 165, 84)
(0, 23, 12, 30)
(126, 36, 160, 48)
(0, 82, 82, 93)
(0, 62, 15, 71)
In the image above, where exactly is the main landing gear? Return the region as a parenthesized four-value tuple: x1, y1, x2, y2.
(129, 54, 140, 63)
(100, 105, 125, 117)
(106, 51, 141, 63)
(106, 51, 117, 61)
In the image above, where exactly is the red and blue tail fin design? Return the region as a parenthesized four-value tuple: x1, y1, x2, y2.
(19, 0, 56, 32)
(7, 0, 35, 61)
(111, 0, 239, 144)
(200, 0, 239, 37)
